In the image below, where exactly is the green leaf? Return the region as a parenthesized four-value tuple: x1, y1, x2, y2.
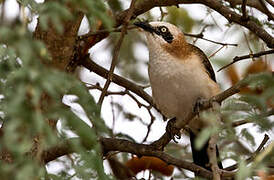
(195, 126, 218, 149)
(236, 161, 252, 180)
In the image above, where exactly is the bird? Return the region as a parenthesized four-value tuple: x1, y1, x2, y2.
(134, 21, 223, 174)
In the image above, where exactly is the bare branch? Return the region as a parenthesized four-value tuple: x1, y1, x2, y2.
(209, 45, 227, 58)
(87, 82, 157, 136)
(98, 0, 137, 105)
(184, 32, 238, 46)
(79, 25, 137, 40)
(80, 56, 155, 108)
(142, 105, 156, 143)
(218, 49, 274, 72)
(241, 0, 248, 21)
(115, 0, 274, 48)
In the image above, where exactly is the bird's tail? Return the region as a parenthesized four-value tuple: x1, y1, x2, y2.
(189, 131, 223, 175)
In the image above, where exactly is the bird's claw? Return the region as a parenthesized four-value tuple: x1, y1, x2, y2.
(166, 118, 181, 143)
(193, 97, 207, 115)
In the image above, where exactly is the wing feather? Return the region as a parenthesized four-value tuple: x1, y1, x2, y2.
(188, 44, 216, 82)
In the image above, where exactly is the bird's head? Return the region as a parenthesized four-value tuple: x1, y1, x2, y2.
(134, 21, 189, 58)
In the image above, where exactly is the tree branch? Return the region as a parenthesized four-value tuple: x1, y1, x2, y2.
(208, 102, 222, 180)
(184, 32, 238, 47)
(224, 0, 267, 13)
(115, 0, 274, 48)
(151, 74, 253, 150)
(41, 137, 236, 179)
(258, 0, 274, 21)
(218, 49, 274, 72)
(98, 0, 137, 105)
(241, 0, 248, 21)
(80, 56, 155, 108)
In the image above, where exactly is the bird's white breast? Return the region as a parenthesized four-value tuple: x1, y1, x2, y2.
(148, 49, 220, 129)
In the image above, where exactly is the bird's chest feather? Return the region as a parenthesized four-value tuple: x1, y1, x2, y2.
(148, 54, 215, 119)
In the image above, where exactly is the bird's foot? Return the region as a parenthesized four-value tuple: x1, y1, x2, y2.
(193, 97, 208, 115)
(166, 118, 181, 143)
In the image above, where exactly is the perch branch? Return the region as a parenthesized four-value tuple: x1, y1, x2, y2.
(151, 74, 253, 150)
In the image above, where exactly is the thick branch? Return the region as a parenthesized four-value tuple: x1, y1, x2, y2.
(41, 137, 232, 179)
(116, 0, 274, 48)
(100, 138, 216, 178)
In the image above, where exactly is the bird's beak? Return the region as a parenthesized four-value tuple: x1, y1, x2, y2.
(134, 21, 154, 33)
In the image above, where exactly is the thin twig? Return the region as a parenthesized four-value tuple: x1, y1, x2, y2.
(231, 109, 274, 127)
(224, 134, 270, 171)
(87, 82, 156, 133)
(185, 32, 238, 46)
(218, 49, 274, 72)
(80, 56, 155, 108)
(142, 105, 156, 143)
(254, 141, 274, 164)
(258, 0, 274, 21)
(159, 7, 168, 21)
(98, 0, 136, 106)
(241, 0, 248, 21)
(243, 31, 253, 56)
(232, 119, 249, 127)
(110, 97, 116, 138)
(79, 25, 136, 39)
(209, 45, 227, 58)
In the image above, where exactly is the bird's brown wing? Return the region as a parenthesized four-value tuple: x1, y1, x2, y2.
(188, 44, 216, 82)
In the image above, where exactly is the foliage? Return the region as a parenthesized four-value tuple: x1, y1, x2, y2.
(0, 0, 112, 179)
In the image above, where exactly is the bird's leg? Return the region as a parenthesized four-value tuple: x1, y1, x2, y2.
(193, 97, 208, 115)
(166, 117, 181, 143)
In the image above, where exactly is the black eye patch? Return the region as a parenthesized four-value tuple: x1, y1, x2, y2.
(154, 26, 174, 43)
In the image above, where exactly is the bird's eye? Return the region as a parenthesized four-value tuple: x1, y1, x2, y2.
(160, 27, 167, 33)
